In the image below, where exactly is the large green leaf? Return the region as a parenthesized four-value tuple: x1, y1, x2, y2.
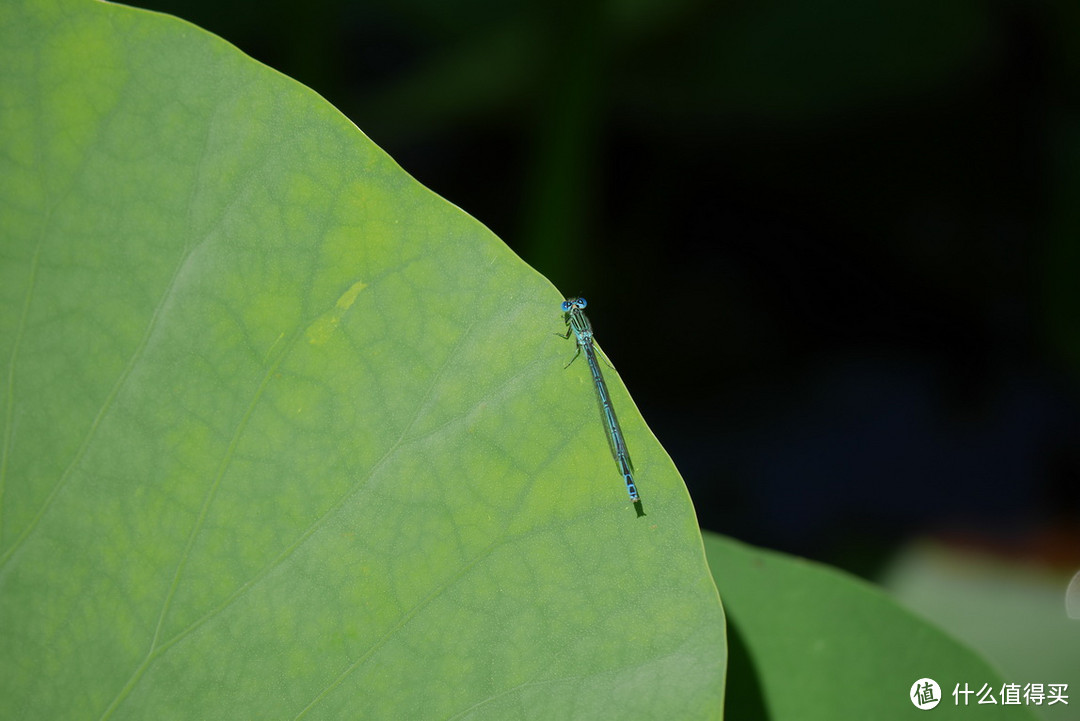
(0, 0, 725, 718)
(705, 533, 1055, 720)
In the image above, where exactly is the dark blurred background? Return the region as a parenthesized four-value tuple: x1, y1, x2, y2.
(129, 0, 1080, 580)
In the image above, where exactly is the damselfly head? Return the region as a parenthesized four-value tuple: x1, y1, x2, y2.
(562, 297, 587, 312)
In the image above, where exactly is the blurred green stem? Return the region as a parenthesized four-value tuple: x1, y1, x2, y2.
(520, 0, 609, 291)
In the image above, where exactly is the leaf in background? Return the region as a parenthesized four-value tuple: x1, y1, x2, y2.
(705, 533, 1050, 720)
(0, 0, 725, 718)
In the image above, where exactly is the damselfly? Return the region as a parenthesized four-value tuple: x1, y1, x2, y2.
(559, 297, 644, 516)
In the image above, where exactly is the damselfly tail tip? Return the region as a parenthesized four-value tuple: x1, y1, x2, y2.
(633, 500, 645, 518)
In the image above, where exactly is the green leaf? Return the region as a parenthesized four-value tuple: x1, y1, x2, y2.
(704, 533, 1048, 720)
(0, 0, 725, 718)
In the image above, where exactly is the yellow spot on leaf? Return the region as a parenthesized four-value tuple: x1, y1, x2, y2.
(306, 280, 367, 345)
